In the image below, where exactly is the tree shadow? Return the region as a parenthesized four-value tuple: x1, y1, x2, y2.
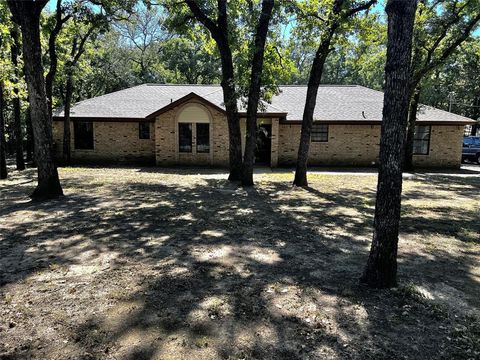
(0, 172, 479, 359)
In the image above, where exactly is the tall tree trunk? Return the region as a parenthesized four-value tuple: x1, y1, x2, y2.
(184, 0, 243, 181)
(292, 0, 376, 186)
(25, 106, 35, 163)
(218, 41, 243, 181)
(63, 74, 73, 164)
(11, 23, 25, 171)
(361, 0, 417, 289)
(241, 0, 275, 186)
(293, 39, 332, 187)
(45, 0, 70, 118)
(0, 79, 7, 180)
(404, 87, 421, 171)
(8, 0, 63, 200)
(470, 95, 480, 136)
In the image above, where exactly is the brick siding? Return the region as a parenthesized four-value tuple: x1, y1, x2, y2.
(52, 101, 464, 168)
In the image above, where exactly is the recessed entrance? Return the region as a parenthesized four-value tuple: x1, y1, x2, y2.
(255, 124, 272, 166)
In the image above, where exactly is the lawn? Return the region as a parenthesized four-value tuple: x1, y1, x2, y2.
(1, 167, 479, 360)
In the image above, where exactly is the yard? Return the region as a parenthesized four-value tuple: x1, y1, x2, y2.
(1, 167, 479, 360)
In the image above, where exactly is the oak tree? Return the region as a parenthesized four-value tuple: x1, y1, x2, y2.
(7, 0, 63, 200)
(292, 0, 377, 187)
(361, 0, 418, 288)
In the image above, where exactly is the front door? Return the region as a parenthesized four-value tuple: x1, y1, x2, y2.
(255, 124, 272, 166)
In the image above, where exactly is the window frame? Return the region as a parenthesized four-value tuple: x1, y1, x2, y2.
(311, 123, 329, 143)
(178, 122, 193, 153)
(413, 125, 431, 155)
(196, 123, 210, 153)
(138, 122, 150, 140)
(73, 121, 94, 150)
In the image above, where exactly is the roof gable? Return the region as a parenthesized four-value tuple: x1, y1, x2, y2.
(145, 92, 226, 120)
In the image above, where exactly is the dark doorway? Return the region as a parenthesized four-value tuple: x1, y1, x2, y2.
(255, 124, 272, 166)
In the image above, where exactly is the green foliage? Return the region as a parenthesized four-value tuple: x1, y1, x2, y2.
(163, 0, 295, 104)
(286, 0, 384, 86)
(1, 0, 478, 123)
(411, 0, 480, 88)
(160, 37, 221, 84)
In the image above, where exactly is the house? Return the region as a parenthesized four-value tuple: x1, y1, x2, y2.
(52, 84, 474, 168)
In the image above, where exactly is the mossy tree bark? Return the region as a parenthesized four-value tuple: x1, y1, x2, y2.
(361, 0, 417, 288)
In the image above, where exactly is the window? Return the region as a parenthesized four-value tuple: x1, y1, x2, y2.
(311, 124, 328, 142)
(178, 123, 192, 152)
(74, 122, 94, 150)
(413, 125, 431, 155)
(196, 123, 210, 153)
(139, 122, 150, 139)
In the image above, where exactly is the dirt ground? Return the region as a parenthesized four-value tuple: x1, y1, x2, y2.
(1, 166, 479, 360)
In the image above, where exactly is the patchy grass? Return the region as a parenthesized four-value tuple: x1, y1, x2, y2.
(0, 166, 479, 360)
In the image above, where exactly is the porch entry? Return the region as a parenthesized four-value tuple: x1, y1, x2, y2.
(255, 124, 272, 166)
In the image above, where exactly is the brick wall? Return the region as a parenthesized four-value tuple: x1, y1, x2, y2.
(278, 124, 381, 166)
(52, 121, 155, 164)
(278, 123, 463, 168)
(155, 102, 231, 167)
(413, 125, 464, 168)
(52, 110, 464, 169)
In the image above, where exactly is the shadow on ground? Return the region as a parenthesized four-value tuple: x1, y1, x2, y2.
(0, 168, 479, 359)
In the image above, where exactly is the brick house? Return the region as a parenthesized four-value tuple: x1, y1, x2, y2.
(52, 84, 473, 168)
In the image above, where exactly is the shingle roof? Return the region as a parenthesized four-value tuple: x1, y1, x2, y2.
(54, 84, 474, 124)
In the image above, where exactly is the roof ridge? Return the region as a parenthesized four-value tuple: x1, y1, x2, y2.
(145, 83, 221, 87)
(143, 83, 361, 88)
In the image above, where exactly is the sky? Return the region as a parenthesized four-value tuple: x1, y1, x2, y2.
(45, 0, 478, 36)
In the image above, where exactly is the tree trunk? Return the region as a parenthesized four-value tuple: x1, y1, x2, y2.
(46, 0, 70, 118)
(25, 106, 35, 163)
(404, 87, 421, 171)
(241, 0, 275, 186)
(218, 41, 243, 181)
(184, 0, 243, 181)
(8, 0, 63, 200)
(63, 75, 73, 165)
(11, 23, 25, 171)
(0, 79, 7, 180)
(361, 0, 417, 289)
(292, 0, 373, 187)
(293, 41, 332, 187)
(470, 95, 480, 136)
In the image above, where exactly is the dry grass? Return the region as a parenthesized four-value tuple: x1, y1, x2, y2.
(0, 166, 479, 360)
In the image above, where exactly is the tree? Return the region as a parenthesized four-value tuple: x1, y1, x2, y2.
(322, 11, 387, 90)
(160, 37, 221, 84)
(361, 0, 417, 288)
(181, 0, 244, 181)
(7, 0, 63, 200)
(404, 0, 480, 171)
(114, 5, 167, 83)
(292, 0, 377, 187)
(62, 19, 102, 164)
(10, 22, 25, 170)
(0, 33, 7, 180)
(45, 0, 72, 117)
(241, 0, 275, 186)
